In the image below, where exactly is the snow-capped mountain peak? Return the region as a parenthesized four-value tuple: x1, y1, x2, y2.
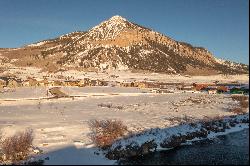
(87, 15, 134, 40)
(108, 15, 127, 22)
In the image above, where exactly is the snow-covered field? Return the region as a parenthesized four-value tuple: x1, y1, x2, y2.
(0, 86, 248, 164)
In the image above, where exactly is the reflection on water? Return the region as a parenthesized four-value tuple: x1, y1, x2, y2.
(119, 129, 249, 165)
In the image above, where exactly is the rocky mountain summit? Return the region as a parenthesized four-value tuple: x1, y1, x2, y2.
(0, 15, 248, 75)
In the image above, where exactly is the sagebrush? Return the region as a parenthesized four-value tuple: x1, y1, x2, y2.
(0, 129, 34, 162)
(88, 119, 128, 148)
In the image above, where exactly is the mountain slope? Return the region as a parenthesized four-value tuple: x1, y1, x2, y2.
(0, 15, 248, 75)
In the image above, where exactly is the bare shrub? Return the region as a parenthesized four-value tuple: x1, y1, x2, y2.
(200, 115, 224, 123)
(231, 95, 248, 101)
(230, 107, 247, 115)
(1, 129, 33, 162)
(98, 103, 123, 110)
(231, 95, 249, 112)
(88, 119, 128, 148)
(240, 100, 249, 109)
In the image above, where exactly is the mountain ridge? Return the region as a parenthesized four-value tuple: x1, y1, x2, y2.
(0, 15, 248, 75)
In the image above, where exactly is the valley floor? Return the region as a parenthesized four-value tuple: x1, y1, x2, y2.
(0, 86, 249, 164)
(1, 66, 249, 84)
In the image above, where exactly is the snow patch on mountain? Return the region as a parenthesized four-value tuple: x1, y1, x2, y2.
(28, 41, 47, 47)
(214, 57, 226, 64)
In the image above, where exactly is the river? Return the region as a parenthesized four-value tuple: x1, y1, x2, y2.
(118, 129, 249, 165)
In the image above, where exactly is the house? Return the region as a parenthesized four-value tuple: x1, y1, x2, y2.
(89, 80, 97, 86)
(107, 81, 117, 87)
(137, 82, 159, 89)
(43, 75, 50, 79)
(72, 80, 81, 86)
(56, 75, 65, 79)
(137, 82, 148, 88)
(208, 89, 217, 94)
(0, 76, 21, 88)
(151, 89, 159, 93)
(78, 80, 86, 87)
(148, 83, 160, 88)
(230, 88, 245, 94)
(193, 83, 216, 91)
(78, 78, 91, 87)
(51, 80, 64, 86)
(151, 88, 174, 94)
(22, 80, 30, 86)
(38, 79, 49, 86)
(110, 75, 119, 78)
(159, 83, 180, 90)
(78, 78, 90, 87)
(96, 80, 108, 86)
(159, 84, 168, 89)
(217, 86, 229, 93)
(216, 83, 242, 90)
(64, 80, 80, 86)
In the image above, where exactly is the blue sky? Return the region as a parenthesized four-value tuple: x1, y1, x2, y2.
(0, 0, 249, 64)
